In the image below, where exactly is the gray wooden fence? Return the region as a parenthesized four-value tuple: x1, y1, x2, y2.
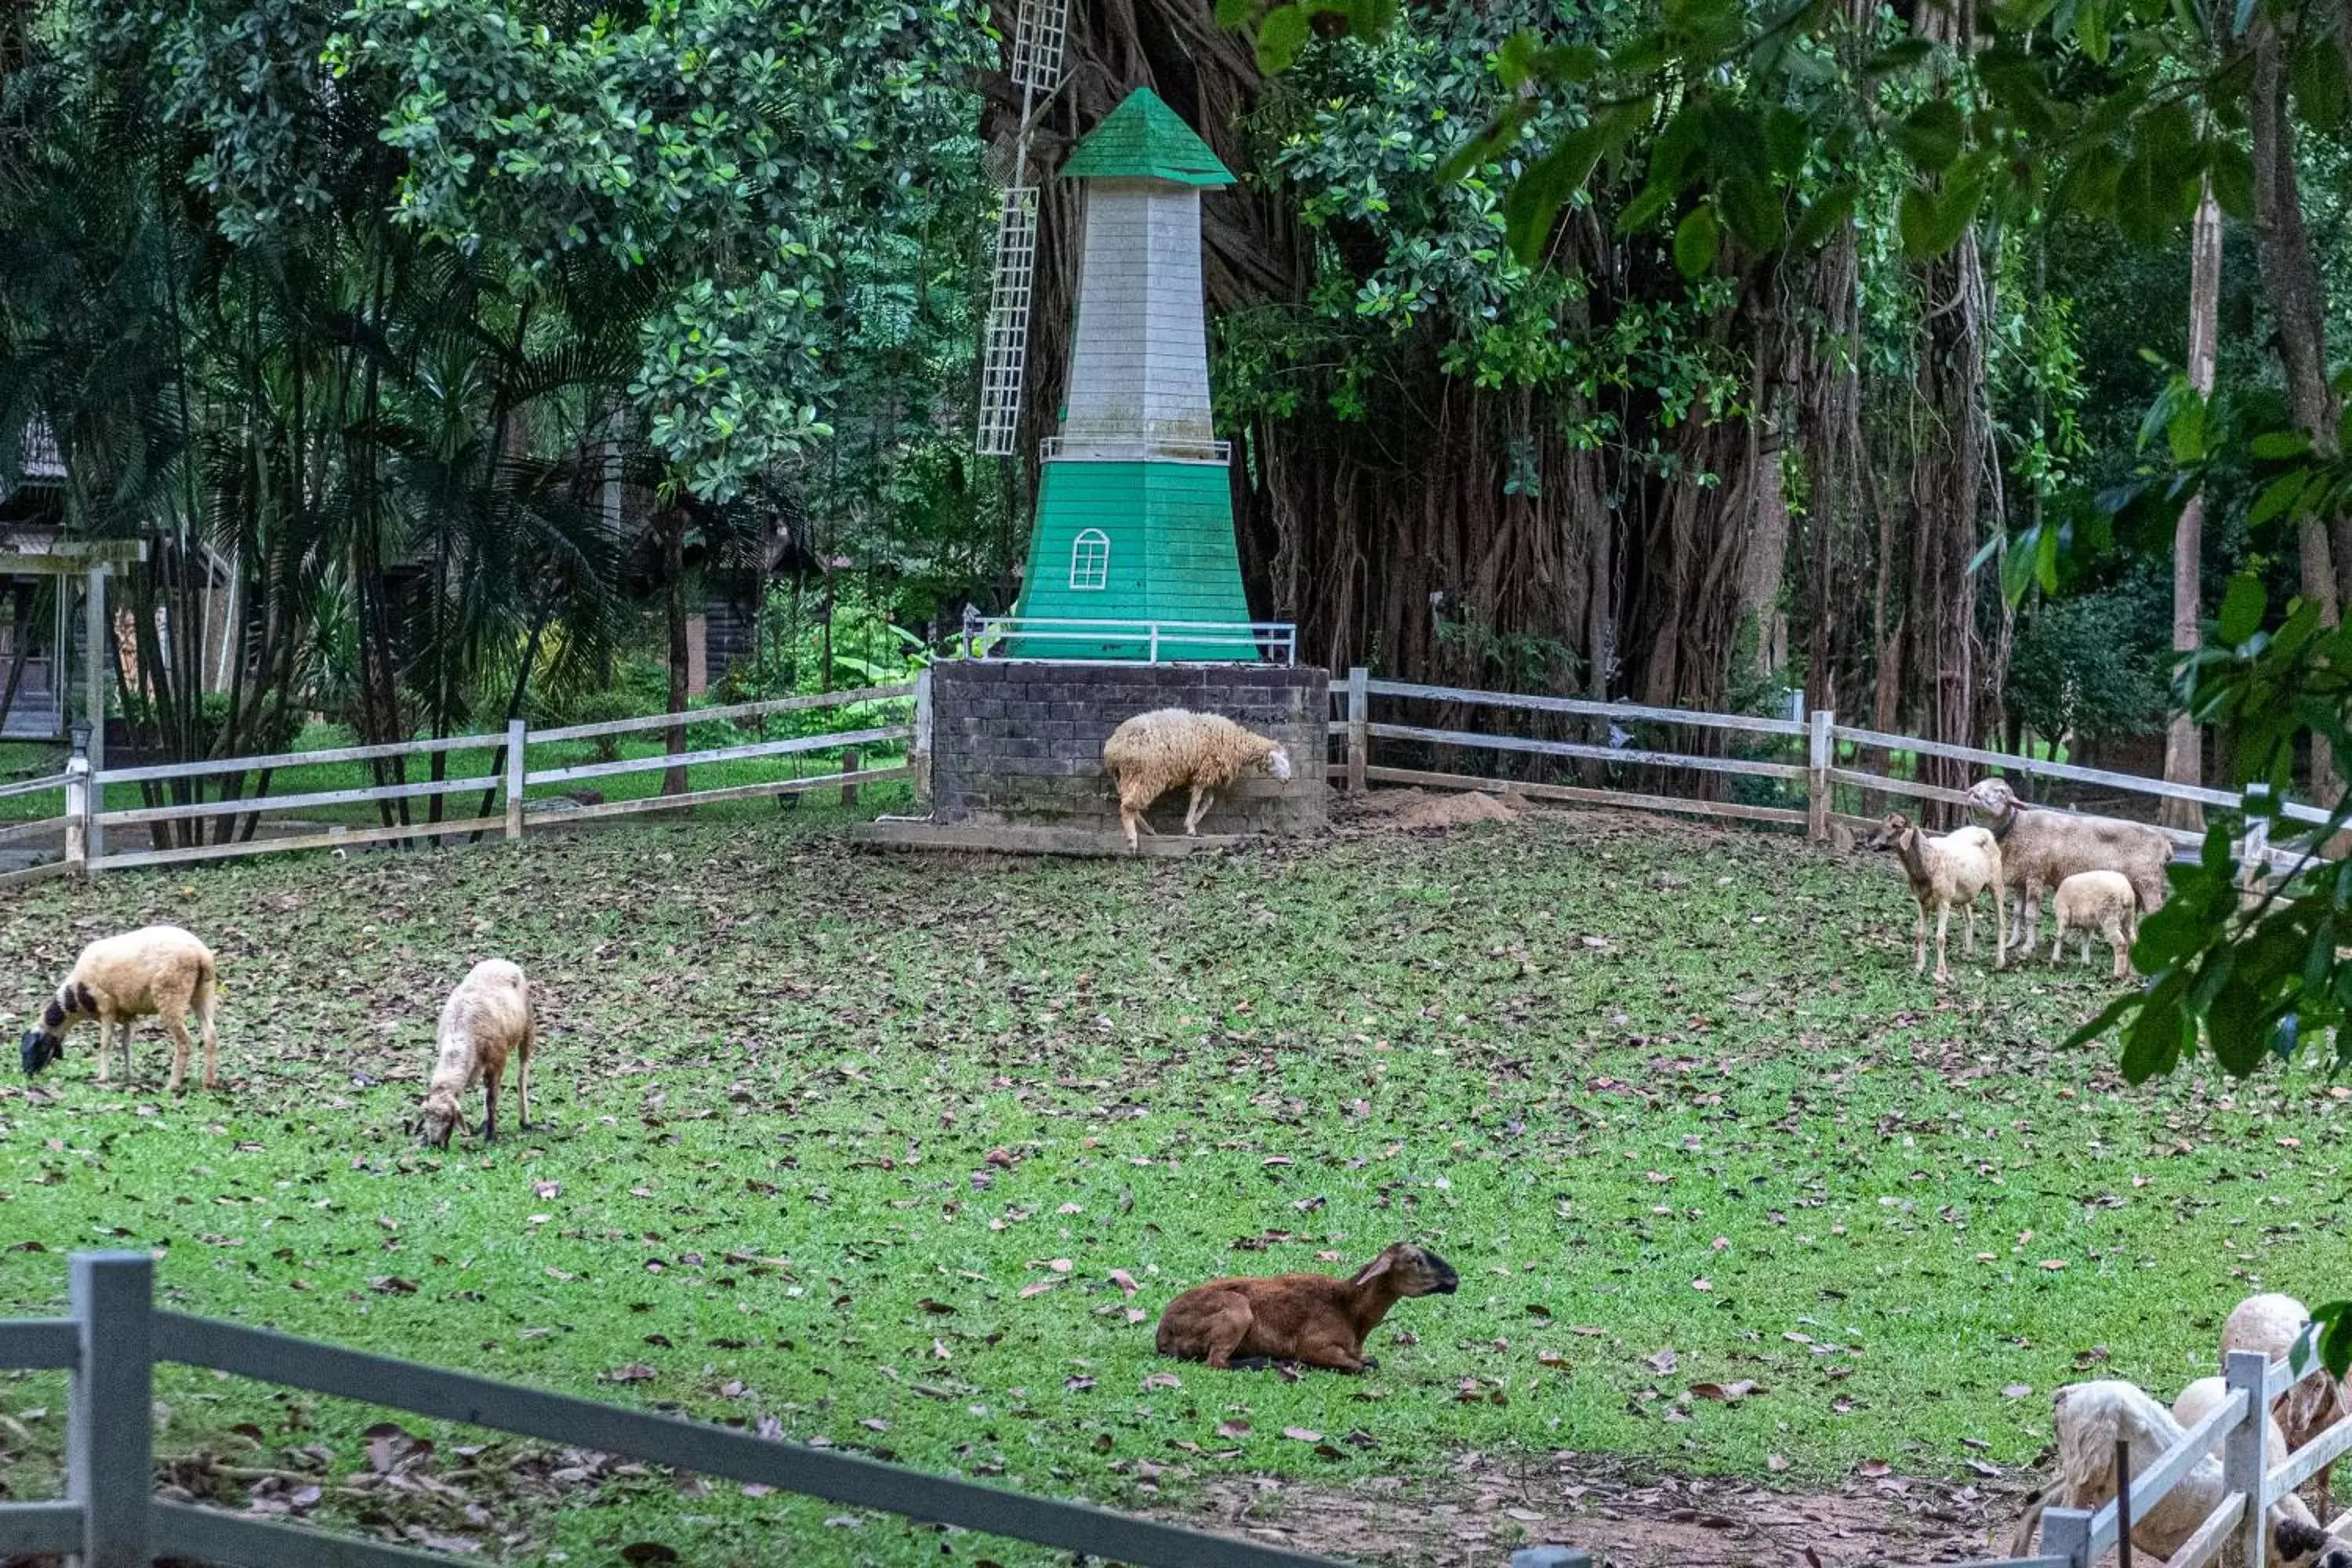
(0, 1253, 1363, 1567)
(1333, 671, 2332, 878)
(16, 683, 915, 877)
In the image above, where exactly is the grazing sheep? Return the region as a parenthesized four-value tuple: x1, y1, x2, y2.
(1102, 709, 1293, 853)
(19, 925, 220, 1093)
(1967, 777, 2173, 954)
(2008, 1379, 2349, 1564)
(415, 960, 535, 1149)
(2227, 1294, 2348, 1517)
(2050, 869, 2140, 979)
(1866, 812, 2007, 983)
(1155, 1243, 1457, 1373)
(2175, 1374, 2292, 1468)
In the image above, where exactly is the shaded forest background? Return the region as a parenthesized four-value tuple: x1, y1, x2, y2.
(2, 0, 2347, 790)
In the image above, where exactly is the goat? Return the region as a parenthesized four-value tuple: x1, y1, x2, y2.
(1154, 1243, 1457, 1373)
(2226, 1293, 2349, 1519)
(1866, 812, 2006, 983)
(20, 925, 220, 1093)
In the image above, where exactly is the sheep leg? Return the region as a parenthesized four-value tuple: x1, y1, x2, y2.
(1182, 783, 1214, 837)
(1911, 904, 1928, 977)
(2105, 916, 2129, 980)
(1933, 904, 1953, 985)
(91, 1018, 111, 1083)
(1195, 1301, 1255, 1370)
(161, 1013, 196, 1095)
(1962, 903, 1977, 958)
(518, 1020, 534, 1133)
(1292, 1335, 1369, 1374)
(195, 971, 220, 1091)
(482, 1065, 503, 1143)
(2049, 926, 2064, 967)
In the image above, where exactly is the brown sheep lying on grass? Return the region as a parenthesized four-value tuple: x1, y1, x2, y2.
(1154, 1243, 1457, 1373)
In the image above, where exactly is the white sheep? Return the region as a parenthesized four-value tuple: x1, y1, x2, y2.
(2176, 1374, 2292, 1468)
(2050, 869, 2140, 979)
(1101, 709, 1294, 853)
(1865, 812, 2007, 983)
(19, 925, 220, 1093)
(415, 960, 535, 1149)
(1967, 777, 2173, 955)
(2009, 1379, 2349, 1564)
(2226, 1293, 2348, 1516)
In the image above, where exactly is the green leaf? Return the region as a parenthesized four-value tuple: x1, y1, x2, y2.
(2208, 143, 2254, 220)
(2075, 0, 2111, 62)
(2245, 472, 2310, 529)
(2315, 1301, 2352, 1381)
(1435, 101, 1534, 185)
(2249, 430, 2313, 460)
(2118, 998, 2190, 1081)
(2217, 572, 2267, 646)
(1254, 5, 1312, 73)
(2165, 393, 2207, 465)
(1896, 185, 1940, 256)
(1613, 179, 1678, 238)
(1214, 0, 1257, 24)
(1674, 204, 1719, 278)
(1863, 37, 1934, 73)
(1896, 100, 1965, 173)
(1503, 131, 1603, 263)
(2208, 973, 2269, 1075)
(1789, 184, 1857, 250)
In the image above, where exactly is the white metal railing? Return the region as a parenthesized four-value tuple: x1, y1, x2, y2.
(0, 764, 75, 888)
(1038, 436, 1232, 463)
(963, 612, 1296, 665)
(0, 1252, 1348, 1568)
(1969, 1322, 2352, 1568)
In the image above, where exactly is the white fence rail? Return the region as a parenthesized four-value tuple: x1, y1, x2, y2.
(962, 611, 1298, 665)
(1964, 1322, 2352, 1568)
(0, 763, 78, 888)
(7, 684, 915, 878)
(0, 1252, 1350, 1568)
(1332, 670, 2333, 877)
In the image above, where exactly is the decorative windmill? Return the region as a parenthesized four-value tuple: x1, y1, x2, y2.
(984, 83, 1261, 662)
(974, 0, 1072, 458)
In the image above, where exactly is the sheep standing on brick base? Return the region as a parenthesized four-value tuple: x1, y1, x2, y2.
(20, 925, 221, 1092)
(1967, 777, 2172, 955)
(416, 960, 535, 1149)
(1102, 709, 1293, 853)
(2051, 869, 2140, 979)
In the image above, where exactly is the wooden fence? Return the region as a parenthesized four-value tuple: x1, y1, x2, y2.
(0, 762, 80, 889)
(1945, 1322, 2352, 1568)
(0, 1252, 1353, 1568)
(1331, 671, 2334, 878)
(17, 683, 915, 877)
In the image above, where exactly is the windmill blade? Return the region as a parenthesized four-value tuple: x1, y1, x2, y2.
(975, 186, 1040, 458)
(1010, 0, 1070, 93)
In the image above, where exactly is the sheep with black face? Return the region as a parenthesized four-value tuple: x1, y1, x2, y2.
(20, 925, 220, 1092)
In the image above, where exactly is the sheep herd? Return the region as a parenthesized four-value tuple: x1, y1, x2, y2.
(2011, 1294, 2352, 1566)
(1866, 775, 2175, 985)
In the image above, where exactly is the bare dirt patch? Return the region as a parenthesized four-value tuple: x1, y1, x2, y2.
(1154, 1452, 2019, 1567)
(1340, 786, 1526, 832)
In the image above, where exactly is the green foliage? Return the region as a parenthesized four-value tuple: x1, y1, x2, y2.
(2003, 570, 2170, 746)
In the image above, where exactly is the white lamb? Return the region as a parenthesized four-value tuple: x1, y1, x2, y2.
(1101, 709, 1294, 853)
(19, 924, 220, 1092)
(2009, 1379, 2350, 1564)
(415, 960, 535, 1149)
(1865, 812, 2007, 983)
(2050, 869, 2140, 979)
(2226, 1294, 2348, 1516)
(2176, 1374, 2292, 1468)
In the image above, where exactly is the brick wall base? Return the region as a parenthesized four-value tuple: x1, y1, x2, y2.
(925, 662, 1328, 837)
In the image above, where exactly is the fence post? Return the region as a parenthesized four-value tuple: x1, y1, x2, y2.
(70, 1251, 153, 1567)
(84, 566, 107, 865)
(841, 750, 861, 808)
(911, 666, 934, 807)
(2041, 1506, 2093, 1567)
(63, 746, 89, 877)
(504, 718, 528, 843)
(2223, 1347, 2269, 1568)
(1346, 667, 1369, 794)
(2240, 782, 2271, 889)
(1806, 707, 1835, 844)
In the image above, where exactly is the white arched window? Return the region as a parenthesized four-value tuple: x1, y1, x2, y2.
(1069, 528, 1110, 590)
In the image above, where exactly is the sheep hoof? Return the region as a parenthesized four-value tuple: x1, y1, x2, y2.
(1359, 1356, 1379, 1370)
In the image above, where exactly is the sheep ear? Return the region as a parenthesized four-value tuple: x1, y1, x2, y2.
(1352, 1250, 1396, 1287)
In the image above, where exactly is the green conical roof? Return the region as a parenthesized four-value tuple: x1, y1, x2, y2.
(1059, 89, 1235, 187)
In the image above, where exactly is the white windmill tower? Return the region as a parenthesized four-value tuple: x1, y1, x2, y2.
(974, 0, 1073, 458)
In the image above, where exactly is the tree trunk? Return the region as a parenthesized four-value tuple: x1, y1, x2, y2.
(2248, 13, 2345, 803)
(663, 509, 689, 798)
(2163, 181, 2220, 831)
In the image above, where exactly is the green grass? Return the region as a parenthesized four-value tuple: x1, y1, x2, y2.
(0, 810, 2339, 1563)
